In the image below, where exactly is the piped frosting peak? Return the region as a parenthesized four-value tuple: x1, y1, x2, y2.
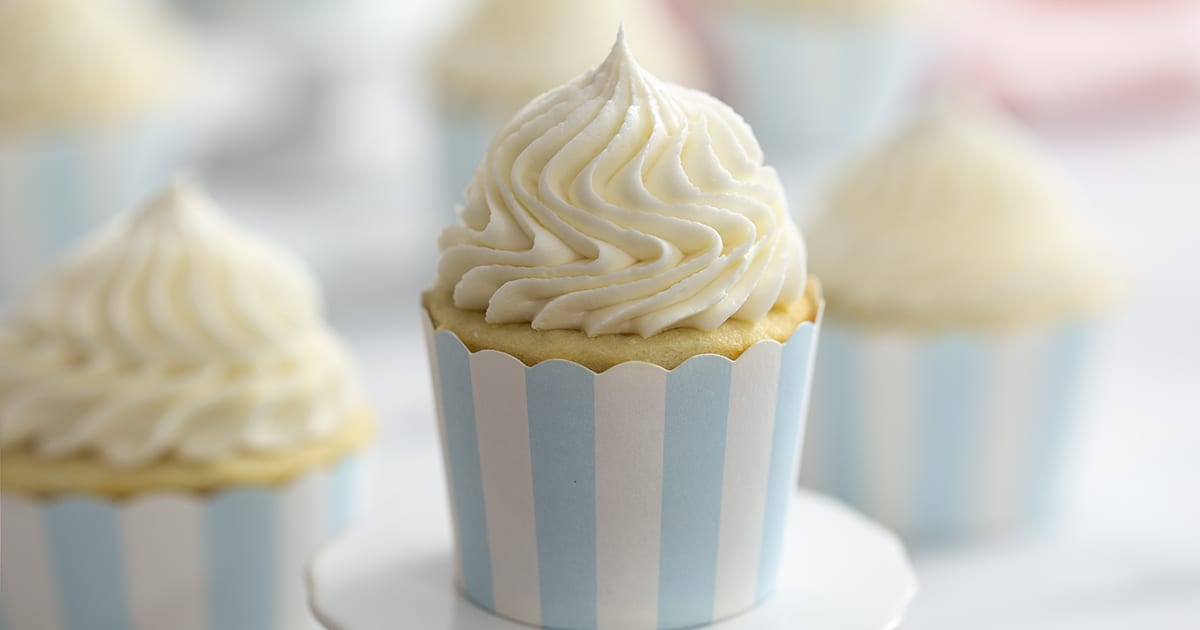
(0, 181, 364, 467)
(436, 33, 807, 337)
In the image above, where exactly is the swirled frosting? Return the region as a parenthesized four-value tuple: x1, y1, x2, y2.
(434, 0, 706, 118)
(0, 0, 186, 133)
(808, 105, 1117, 328)
(0, 182, 364, 467)
(435, 32, 807, 338)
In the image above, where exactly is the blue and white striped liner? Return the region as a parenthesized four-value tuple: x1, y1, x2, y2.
(801, 322, 1094, 542)
(715, 10, 920, 175)
(423, 310, 823, 630)
(0, 118, 177, 306)
(0, 455, 361, 630)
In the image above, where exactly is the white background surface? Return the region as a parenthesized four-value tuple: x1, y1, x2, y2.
(309, 452, 917, 630)
(172, 2, 1199, 627)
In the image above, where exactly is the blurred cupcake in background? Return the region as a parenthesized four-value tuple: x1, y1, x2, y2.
(0, 0, 188, 305)
(800, 104, 1120, 542)
(704, 0, 927, 192)
(431, 0, 708, 215)
(0, 181, 374, 630)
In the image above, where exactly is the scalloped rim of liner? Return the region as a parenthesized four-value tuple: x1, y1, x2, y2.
(421, 301, 826, 376)
(0, 451, 361, 506)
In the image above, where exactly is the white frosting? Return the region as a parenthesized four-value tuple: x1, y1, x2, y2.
(0, 182, 364, 467)
(436, 32, 807, 338)
(434, 0, 706, 118)
(808, 105, 1116, 326)
(0, 0, 185, 133)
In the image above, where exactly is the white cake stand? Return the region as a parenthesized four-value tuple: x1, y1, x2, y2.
(306, 450, 917, 630)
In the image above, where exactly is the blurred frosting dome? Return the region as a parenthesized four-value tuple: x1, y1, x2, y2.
(807, 105, 1118, 329)
(0, 0, 186, 133)
(437, 32, 806, 337)
(434, 0, 707, 118)
(0, 181, 364, 467)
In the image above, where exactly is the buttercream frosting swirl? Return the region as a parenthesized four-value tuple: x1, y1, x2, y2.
(436, 32, 807, 337)
(0, 181, 364, 467)
(0, 0, 185, 133)
(808, 104, 1117, 327)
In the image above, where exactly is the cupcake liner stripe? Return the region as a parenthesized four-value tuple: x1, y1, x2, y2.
(123, 496, 208, 630)
(474, 351, 541, 622)
(802, 323, 1092, 540)
(1031, 326, 1090, 519)
(0, 456, 361, 630)
(916, 338, 980, 535)
(1, 497, 63, 630)
(206, 490, 278, 630)
(593, 363, 666, 628)
(527, 361, 598, 629)
(46, 500, 132, 630)
(425, 311, 822, 630)
(658, 357, 730, 629)
(433, 334, 494, 610)
(756, 325, 817, 601)
(0, 118, 177, 303)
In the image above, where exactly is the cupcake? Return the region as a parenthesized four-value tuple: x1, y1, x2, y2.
(704, 0, 926, 186)
(0, 182, 373, 630)
(431, 0, 708, 215)
(423, 32, 823, 630)
(0, 0, 186, 305)
(800, 105, 1119, 541)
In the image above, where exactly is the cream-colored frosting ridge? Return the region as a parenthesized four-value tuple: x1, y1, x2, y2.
(0, 0, 185, 133)
(0, 182, 365, 467)
(434, 0, 705, 118)
(807, 105, 1117, 329)
(436, 32, 808, 338)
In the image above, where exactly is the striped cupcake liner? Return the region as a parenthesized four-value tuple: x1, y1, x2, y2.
(0, 117, 178, 305)
(801, 321, 1094, 542)
(422, 308, 823, 630)
(0, 454, 363, 630)
(713, 11, 920, 172)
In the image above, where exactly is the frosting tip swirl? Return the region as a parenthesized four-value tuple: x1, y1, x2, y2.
(437, 32, 807, 338)
(0, 181, 364, 467)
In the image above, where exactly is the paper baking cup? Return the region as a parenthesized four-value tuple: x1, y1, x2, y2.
(801, 321, 1094, 542)
(422, 309, 823, 630)
(0, 118, 177, 304)
(714, 12, 920, 170)
(0, 455, 362, 630)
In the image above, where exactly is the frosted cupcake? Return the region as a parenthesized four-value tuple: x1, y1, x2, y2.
(432, 0, 707, 214)
(0, 182, 373, 630)
(705, 0, 926, 184)
(800, 105, 1118, 541)
(0, 0, 187, 305)
(423, 32, 823, 630)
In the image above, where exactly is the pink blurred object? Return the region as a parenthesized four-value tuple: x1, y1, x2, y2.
(940, 0, 1200, 128)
